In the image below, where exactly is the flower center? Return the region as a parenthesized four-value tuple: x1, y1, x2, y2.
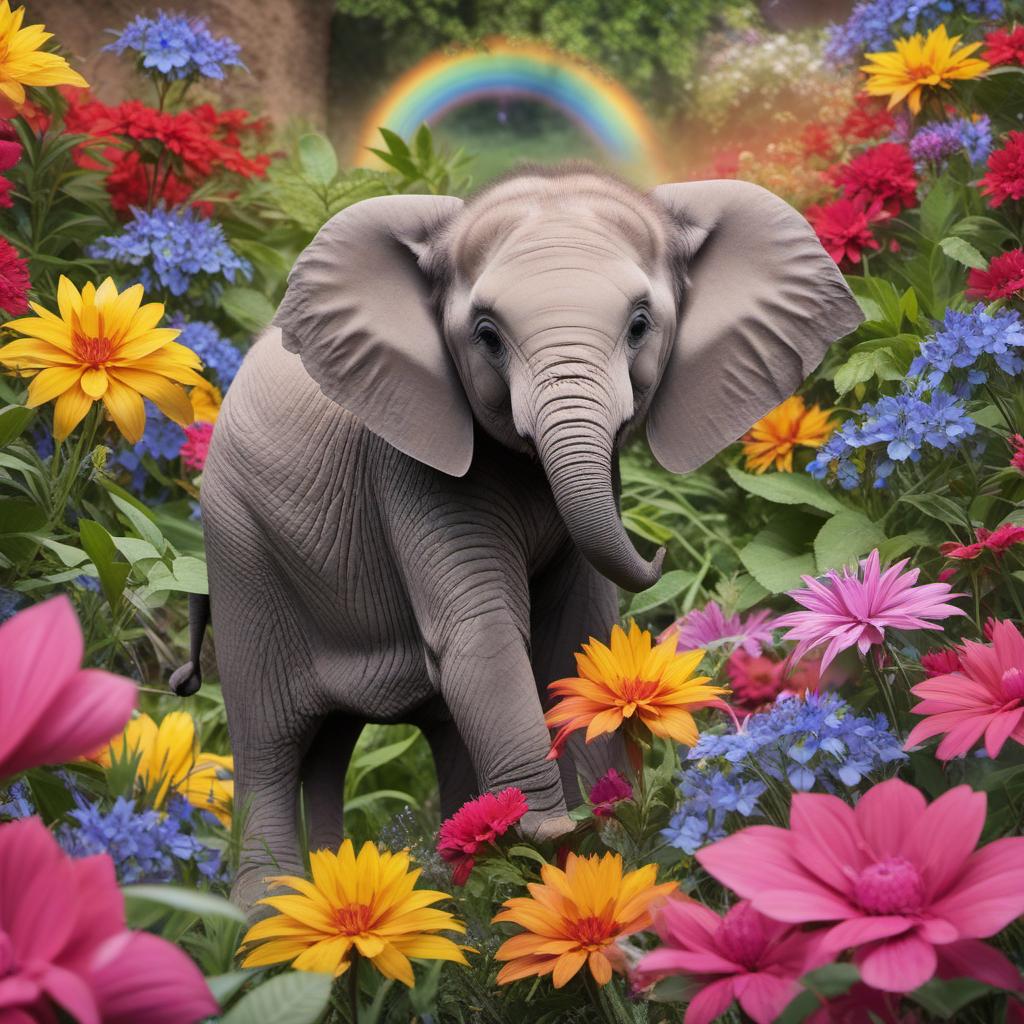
(718, 903, 768, 969)
(333, 903, 374, 936)
(72, 331, 113, 368)
(906, 63, 936, 81)
(853, 857, 924, 915)
(1001, 667, 1024, 701)
(568, 914, 616, 951)
(619, 678, 658, 715)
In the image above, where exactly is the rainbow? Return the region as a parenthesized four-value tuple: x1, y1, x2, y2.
(355, 38, 663, 175)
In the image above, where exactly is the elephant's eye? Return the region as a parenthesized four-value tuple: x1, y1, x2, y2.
(627, 311, 651, 346)
(475, 322, 505, 359)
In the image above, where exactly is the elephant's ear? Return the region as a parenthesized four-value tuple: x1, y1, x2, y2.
(274, 193, 472, 476)
(646, 180, 863, 474)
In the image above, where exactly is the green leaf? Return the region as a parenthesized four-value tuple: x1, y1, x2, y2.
(349, 732, 420, 775)
(626, 570, 694, 616)
(507, 844, 549, 866)
(726, 466, 845, 514)
(35, 536, 90, 566)
(0, 404, 34, 447)
(344, 789, 418, 812)
(122, 885, 247, 924)
(801, 963, 861, 998)
(938, 235, 987, 271)
(898, 493, 969, 529)
(111, 536, 163, 565)
(876, 530, 932, 563)
(78, 519, 130, 611)
(142, 556, 208, 596)
(739, 527, 816, 594)
(908, 978, 996, 1018)
(814, 511, 886, 572)
(833, 347, 901, 396)
(110, 492, 166, 551)
(220, 286, 276, 334)
(220, 971, 333, 1024)
(206, 970, 256, 1007)
(297, 132, 338, 185)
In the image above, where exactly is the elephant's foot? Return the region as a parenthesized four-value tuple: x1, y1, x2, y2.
(519, 810, 575, 845)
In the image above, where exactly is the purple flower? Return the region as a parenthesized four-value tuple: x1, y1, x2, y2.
(659, 601, 776, 657)
(588, 769, 633, 817)
(106, 11, 243, 81)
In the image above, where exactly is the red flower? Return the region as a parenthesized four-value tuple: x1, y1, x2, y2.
(830, 143, 918, 216)
(805, 196, 888, 267)
(180, 421, 214, 472)
(726, 650, 786, 709)
(980, 131, 1024, 208)
(920, 648, 962, 677)
(0, 118, 20, 209)
(840, 95, 896, 141)
(437, 787, 528, 885)
(1011, 434, 1024, 474)
(800, 121, 834, 159)
(967, 249, 1024, 300)
(983, 25, 1024, 66)
(0, 236, 29, 316)
(588, 768, 632, 817)
(940, 524, 1024, 561)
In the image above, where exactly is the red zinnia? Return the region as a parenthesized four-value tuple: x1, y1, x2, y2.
(967, 249, 1024, 300)
(940, 524, 1024, 561)
(980, 131, 1024, 208)
(830, 142, 918, 216)
(806, 196, 888, 267)
(437, 787, 529, 885)
(589, 768, 632, 817)
(839, 95, 896, 142)
(0, 236, 29, 316)
(983, 25, 1024, 66)
(920, 648, 962, 677)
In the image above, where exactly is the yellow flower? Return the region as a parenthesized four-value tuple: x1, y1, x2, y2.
(0, 1, 87, 106)
(742, 395, 835, 474)
(493, 851, 677, 988)
(544, 621, 728, 757)
(94, 711, 233, 826)
(860, 24, 988, 115)
(0, 276, 204, 442)
(190, 380, 222, 423)
(239, 840, 470, 984)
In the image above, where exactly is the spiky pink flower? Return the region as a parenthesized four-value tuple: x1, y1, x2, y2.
(589, 768, 632, 816)
(659, 602, 777, 657)
(697, 779, 1024, 993)
(905, 620, 1024, 760)
(773, 550, 964, 673)
(919, 648, 961, 678)
(437, 787, 528, 885)
(633, 898, 827, 1024)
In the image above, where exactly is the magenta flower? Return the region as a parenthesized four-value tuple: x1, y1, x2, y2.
(437, 787, 529, 885)
(774, 550, 964, 673)
(0, 596, 136, 779)
(589, 768, 633, 816)
(697, 779, 1024, 993)
(633, 899, 827, 1024)
(659, 602, 777, 657)
(0, 816, 218, 1023)
(905, 619, 1024, 760)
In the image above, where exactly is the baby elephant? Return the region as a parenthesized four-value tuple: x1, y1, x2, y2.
(172, 166, 861, 911)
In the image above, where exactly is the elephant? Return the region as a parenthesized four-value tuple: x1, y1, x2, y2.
(170, 165, 862, 912)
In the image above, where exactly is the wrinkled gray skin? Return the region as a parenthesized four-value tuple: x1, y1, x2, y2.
(172, 167, 862, 912)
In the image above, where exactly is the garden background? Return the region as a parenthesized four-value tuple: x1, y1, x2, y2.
(2, 0, 1024, 1021)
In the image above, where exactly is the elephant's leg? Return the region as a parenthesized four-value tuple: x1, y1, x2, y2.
(417, 712, 478, 820)
(301, 711, 363, 852)
(530, 543, 624, 807)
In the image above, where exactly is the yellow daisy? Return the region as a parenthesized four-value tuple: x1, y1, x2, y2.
(0, 276, 205, 442)
(239, 840, 470, 984)
(861, 24, 989, 115)
(0, 1, 87, 107)
(742, 395, 835, 474)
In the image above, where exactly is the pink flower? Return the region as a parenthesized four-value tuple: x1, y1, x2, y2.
(940, 524, 1024, 561)
(774, 550, 964, 673)
(659, 602, 777, 657)
(697, 779, 1024, 993)
(905, 620, 1024, 760)
(633, 898, 827, 1024)
(919, 648, 961, 678)
(0, 596, 136, 778)
(589, 768, 632, 816)
(437, 787, 529, 885)
(1011, 434, 1024, 474)
(180, 421, 213, 472)
(0, 816, 218, 1024)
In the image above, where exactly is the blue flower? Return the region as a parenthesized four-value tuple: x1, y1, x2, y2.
(89, 206, 252, 299)
(106, 11, 243, 81)
(0, 781, 35, 819)
(108, 403, 186, 493)
(0, 587, 24, 624)
(909, 117, 993, 170)
(169, 316, 244, 389)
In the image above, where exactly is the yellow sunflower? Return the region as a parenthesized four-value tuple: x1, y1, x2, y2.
(0, 276, 205, 442)
(544, 621, 728, 758)
(742, 395, 835, 474)
(861, 24, 989, 115)
(239, 840, 471, 984)
(494, 851, 677, 988)
(0, 1, 88, 107)
(93, 711, 233, 826)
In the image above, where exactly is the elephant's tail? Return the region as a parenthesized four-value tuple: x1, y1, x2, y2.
(169, 592, 210, 696)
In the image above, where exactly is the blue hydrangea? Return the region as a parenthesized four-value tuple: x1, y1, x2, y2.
(109, 403, 185, 493)
(58, 793, 225, 884)
(106, 11, 243, 81)
(909, 117, 992, 169)
(89, 206, 252, 298)
(0, 780, 35, 819)
(663, 693, 906, 855)
(0, 587, 23, 624)
(170, 316, 244, 388)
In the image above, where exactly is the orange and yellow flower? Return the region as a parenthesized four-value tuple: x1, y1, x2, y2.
(0, 276, 205, 442)
(861, 24, 989, 115)
(239, 840, 470, 984)
(0, 1, 87, 107)
(190, 380, 222, 423)
(544, 621, 728, 757)
(494, 851, 677, 988)
(742, 395, 835, 474)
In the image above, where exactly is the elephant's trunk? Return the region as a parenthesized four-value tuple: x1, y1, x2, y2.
(530, 382, 664, 593)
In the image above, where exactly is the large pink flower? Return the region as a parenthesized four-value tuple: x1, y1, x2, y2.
(437, 787, 529, 885)
(633, 898, 827, 1024)
(0, 596, 136, 779)
(0, 816, 218, 1023)
(697, 779, 1024, 993)
(659, 602, 777, 657)
(774, 550, 964, 673)
(905, 619, 1024, 760)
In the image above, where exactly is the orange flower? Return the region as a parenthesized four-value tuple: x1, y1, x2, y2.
(493, 851, 677, 988)
(544, 621, 727, 758)
(741, 395, 835, 473)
